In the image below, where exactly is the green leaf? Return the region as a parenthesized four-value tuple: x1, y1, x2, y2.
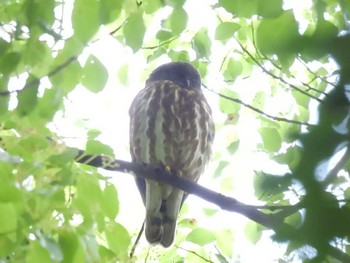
(187, 228, 216, 245)
(214, 160, 230, 178)
(219, 89, 240, 115)
(48, 148, 78, 166)
(105, 222, 131, 258)
(166, 0, 186, 7)
(81, 55, 108, 93)
(59, 230, 85, 263)
(0, 202, 17, 235)
(37, 232, 63, 261)
(23, 39, 52, 76)
(144, 0, 163, 13)
(16, 76, 39, 116)
(123, 9, 146, 52)
(244, 221, 262, 244)
(254, 172, 292, 198)
(50, 60, 82, 93)
(227, 140, 240, 155)
(72, 0, 100, 43)
(86, 139, 114, 156)
(156, 29, 173, 41)
(259, 127, 281, 152)
(257, 0, 283, 18)
(192, 29, 211, 59)
(0, 182, 23, 203)
(216, 229, 234, 258)
(219, 0, 258, 18)
(223, 58, 242, 81)
(117, 64, 129, 85)
(169, 7, 187, 35)
(215, 22, 241, 41)
(37, 87, 63, 121)
(27, 241, 55, 263)
(99, 0, 123, 24)
(0, 52, 21, 75)
(101, 184, 119, 220)
(256, 11, 300, 55)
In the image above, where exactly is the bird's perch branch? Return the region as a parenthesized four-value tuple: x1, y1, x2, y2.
(72, 148, 350, 263)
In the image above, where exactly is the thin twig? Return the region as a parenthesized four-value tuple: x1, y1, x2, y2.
(175, 245, 214, 263)
(202, 83, 311, 126)
(237, 41, 323, 103)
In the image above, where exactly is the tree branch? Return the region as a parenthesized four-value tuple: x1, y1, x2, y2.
(73, 149, 350, 262)
(237, 41, 323, 103)
(202, 84, 311, 126)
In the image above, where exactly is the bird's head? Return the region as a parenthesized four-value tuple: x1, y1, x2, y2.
(146, 62, 201, 89)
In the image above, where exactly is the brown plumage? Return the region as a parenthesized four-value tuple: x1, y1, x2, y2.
(129, 62, 214, 247)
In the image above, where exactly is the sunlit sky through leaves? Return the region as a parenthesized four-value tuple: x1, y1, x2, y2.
(11, 0, 337, 261)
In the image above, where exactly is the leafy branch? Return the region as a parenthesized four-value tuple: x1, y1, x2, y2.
(202, 83, 311, 126)
(72, 148, 350, 262)
(0, 56, 77, 96)
(237, 41, 323, 103)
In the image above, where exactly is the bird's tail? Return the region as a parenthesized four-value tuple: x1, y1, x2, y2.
(144, 186, 184, 247)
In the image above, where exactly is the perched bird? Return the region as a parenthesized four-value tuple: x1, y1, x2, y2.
(129, 61, 214, 247)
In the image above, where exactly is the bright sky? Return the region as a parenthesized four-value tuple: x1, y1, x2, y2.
(47, 0, 327, 262)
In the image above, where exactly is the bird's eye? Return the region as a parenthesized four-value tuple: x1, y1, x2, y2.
(186, 79, 191, 88)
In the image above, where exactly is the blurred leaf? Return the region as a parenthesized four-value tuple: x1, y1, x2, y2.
(256, 11, 299, 55)
(254, 172, 292, 199)
(274, 146, 301, 170)
(192, 29, 211, 59)
(99, 0, 123, 24)
(86, 139, 114, 156)
(215, 253, 230, 263)
(0, 202, 17, 235)
(227, 140, 240, 155)
(214, 160, 230, 178)
(215, 22, 241, 41)
(223, 58, 242, 81)
(105, 222, 130, 258)
(101, 184, 119, 220)
(144, 0, 163, 14)
(59, 230, 85, 263)
(23, 39, 52, 76)
(219, 0, 258, 18)
(259, 127, 281, 152)
(72, 0, 100, 42)
(156, 29, 173, 41)
(202, 208, 218, 217)
(313, 19, 338, 42)
(216, 229, 234, 258)
(244, 221, 262, 244)
(36, 87, 63, 121)
(16, 76, 39, 116)
(50, 60, 82, 93)
(257, 0, 283, 18)
(169, 7, 187, 35)
(27, 241, 55, 263)
(37, 232, 63, 261)
(123, 9, 145, 52)
(0, 52, 21, 75)
(187, 228, 216, 245)
(117, 64, 129, 85)
(166, 0, 186, 7)
(48, 148, 78, 166)
(219, 89, 241, 115)
(81, 55, 108, 93)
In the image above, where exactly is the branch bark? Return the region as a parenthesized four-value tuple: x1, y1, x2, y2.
(73, 148, 350, 262)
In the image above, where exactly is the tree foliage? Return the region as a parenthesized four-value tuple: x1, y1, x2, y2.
(1, 0, 350, 262)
